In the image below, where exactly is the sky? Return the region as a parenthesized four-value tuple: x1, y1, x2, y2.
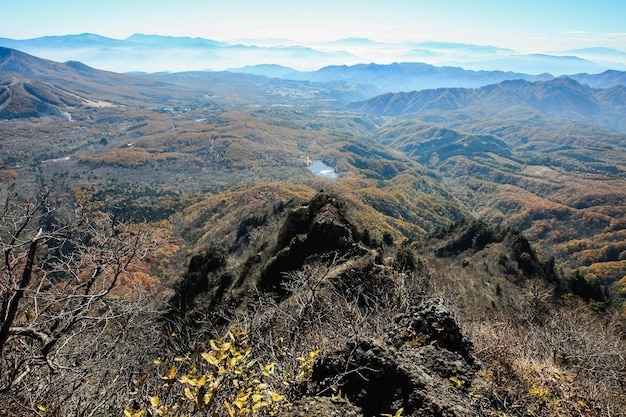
(3, 0, 626, 53)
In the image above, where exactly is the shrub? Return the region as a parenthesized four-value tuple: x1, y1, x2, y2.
(125, 328, 320, 417)
(395, 246, 418, 272)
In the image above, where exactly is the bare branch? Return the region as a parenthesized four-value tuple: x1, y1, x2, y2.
(0, 189, 163, 412)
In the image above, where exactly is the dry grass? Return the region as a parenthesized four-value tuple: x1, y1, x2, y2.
(465, 302, 626, 416)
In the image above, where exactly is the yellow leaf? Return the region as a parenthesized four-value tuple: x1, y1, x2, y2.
(124, 409, 133, 417)
(179, 374, 194, 385)
(202, 352, 219, 366)
(252, 401, 269, 410)
(268, 391, 285, 402)
(161, 366, 177, 380)
(449, 376, 465, 388)
(137, 374, 148, 385)
(228, 356, 241, 368)
(150, 396, 160, 407)
(37, 404, 47, 412)
(224, 401, 235, 417)
(184, 387, 194, 399)
(262, 362, 275, 376)
(209, 376, 222, 390)
(381, 408, 403, 417)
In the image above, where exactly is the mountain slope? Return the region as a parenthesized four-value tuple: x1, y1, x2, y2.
(285, 62, 552, 93)
(162, 189, 625, 417)
(570, 69, 626, 88)
(0, 78, 87, 118)
(230, 62, 626, 94)
(0, 46, 193, 112)
(348, 77, 626, 131)
(1, 47, 140, 89)
(2, 33, 623, 75)
(372, 115, 626, 298)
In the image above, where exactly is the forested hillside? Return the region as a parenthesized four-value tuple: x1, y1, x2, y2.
(1, 48, 625, 416)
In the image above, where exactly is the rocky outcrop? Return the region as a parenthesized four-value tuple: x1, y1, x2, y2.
(388, 299, 475, 365)
(433, 219, 558, 284)
(171, 245, 230, 315)
(308, 299, 480, 417)
(259, 191, 364, 293)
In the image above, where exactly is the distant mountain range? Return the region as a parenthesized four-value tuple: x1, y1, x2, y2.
(234, 62, 557, 90)
(1, 33, 625, 75)
(2, 45, 626, 130)
(0, 46, 372, 119)
(347, 77, 626, 131)
(232, 63, 626, 93)
(0, 46, 198, 118)
(3, 35, 626, 99)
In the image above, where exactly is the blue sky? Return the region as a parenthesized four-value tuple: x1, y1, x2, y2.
(4, 0, 626, 52)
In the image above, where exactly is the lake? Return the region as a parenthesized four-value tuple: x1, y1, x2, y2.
(308, 160, 338, 179)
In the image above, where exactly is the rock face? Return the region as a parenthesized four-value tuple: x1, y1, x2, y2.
(388, 299, 475, 365)
(308, 299, 479, 417)
(259, 191, 363, 293)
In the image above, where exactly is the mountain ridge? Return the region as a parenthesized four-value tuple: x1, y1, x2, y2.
(226, 62, 626, 96)
(1, 33, 623, 74)
(347, 76, 626, 131)
(2, 37, 626, 95)
(1, 39, 625, 417)
(0, 46, 193, 116)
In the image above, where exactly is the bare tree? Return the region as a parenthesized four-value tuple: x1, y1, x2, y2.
(0, 187, 164, 415)
(280, 252, 347, 344)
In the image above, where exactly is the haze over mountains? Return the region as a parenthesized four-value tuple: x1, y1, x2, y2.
(1, 33, 625, 75)
(2, 29, 626, 416)
(3, 44, 626, 128)
(348, 77, 626, 131)
(2, 44, 626, 269)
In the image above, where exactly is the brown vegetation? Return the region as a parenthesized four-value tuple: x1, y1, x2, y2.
(1, 48, 626, 416)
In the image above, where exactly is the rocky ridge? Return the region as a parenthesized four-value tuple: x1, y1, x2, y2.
(172, 191, 595, 416)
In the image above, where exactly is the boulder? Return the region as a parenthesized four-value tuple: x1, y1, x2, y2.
(308, 299, 479, 417)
